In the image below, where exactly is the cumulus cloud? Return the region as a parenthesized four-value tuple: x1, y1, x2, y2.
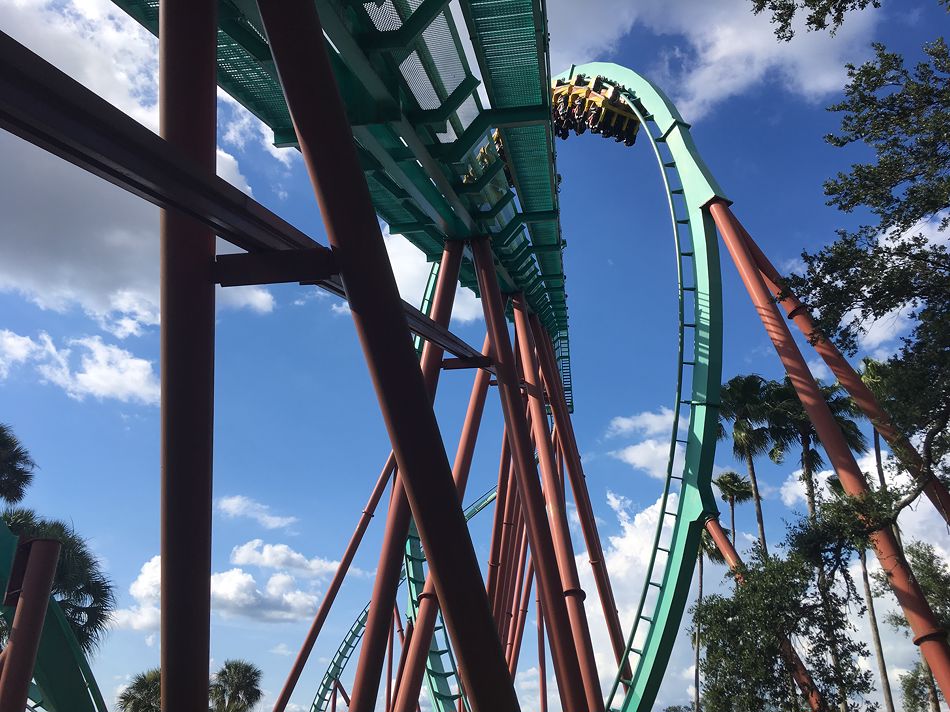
(230, 539, 341, 578)
(609, 439, 684, 480)
(0, 330, 159, 405)
(216, 495, 298, 530)
(605, 406, 687, 439)
(546, 0, 878, 121)
(113, 554, 319, 631)
(383, 225, 482, 325)
(0, 1, 276, 339)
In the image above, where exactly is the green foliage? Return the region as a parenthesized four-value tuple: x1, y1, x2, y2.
(749, 0, 950, 41)
(696, 542, 874, 712)
(719, 375, 773, 461)
(749, 0, 881, 40)
(0, 423, 35, 503)
(117, 668, 161, 712)
(714, 471, 754, 507)
(663, 706, 692, 712)
(1, 507, 115, 653)
(899, 661, 945, 712)
(210, 659, 264, 712)
(825, 40, 950, 235)
(118, 660, 264, 712)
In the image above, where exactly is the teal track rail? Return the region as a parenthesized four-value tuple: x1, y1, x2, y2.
(309, 488, 497, 712)
(0, 522, 108, 712)
(553, 63, 725, 712)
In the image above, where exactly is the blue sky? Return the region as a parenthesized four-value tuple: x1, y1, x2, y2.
(0, 0, 948, 710)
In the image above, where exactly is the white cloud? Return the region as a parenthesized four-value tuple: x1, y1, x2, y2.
(113, 554, 319, 631)
(0, 330, 160, 405)
(112, 555, 161, 631)
(216, 148, 253, 197)
(806, 357, 832, 382)
(270, 642, 294, 656)
(546, 0, 878, 121)
(216, 495, 298, 530)
(383, 226, 482, 324)
(230, 539, 341, 578)
(0, 2, 274, 340)
(38, 335, 160, 404)
(609, 438, 684, 480)
(605, 406, 686, 439)
(0, 330, 39, 378)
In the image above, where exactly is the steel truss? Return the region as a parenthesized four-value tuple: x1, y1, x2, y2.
(1, 1, 949, 711)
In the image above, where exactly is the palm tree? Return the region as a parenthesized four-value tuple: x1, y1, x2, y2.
(694, 526, 728, 712)
(713, 471, 753, 546)
(1, 508, 115, 652)
(117, 668, 161, 712)
(210, 659, 264, 712)
(719, 375, 773, 553)
(766, 377, 868, 520)
(0, 423, 35, 503)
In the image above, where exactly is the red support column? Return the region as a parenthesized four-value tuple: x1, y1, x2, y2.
(485, 431, 511, 614)
(504, 528, 530, 665)
(345, 241, 463, 712)
(508, 559, 535, 674)
(274, 454, 396, 712)
(0, 539, 60, 710)
(470, 235, 586, 712)
(532, 314, 628, 672)
(734, 221, 950, 524)
(710, 199, 950, 701)
(255, 4, 519, 709)
(513, 294, 603, 711)
(158, 1, 217, 709)
(393, 339, 493, 712)
(538, 591, 548, 712)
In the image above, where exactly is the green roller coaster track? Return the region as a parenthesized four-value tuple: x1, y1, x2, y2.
(557, 63, 724, 712)
(0, 522, 108, 712)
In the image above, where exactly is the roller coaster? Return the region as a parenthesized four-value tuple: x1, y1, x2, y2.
(0, 0, 949, 710)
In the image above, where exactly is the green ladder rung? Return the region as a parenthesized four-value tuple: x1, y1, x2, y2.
(663, 161, 676, 168)
(684, 322, 696, 327)
(433, 691, 462, 701)
(681, 251, 695, 256)
(648, 580, 662, 588)
(657, 546, 670, 553)
(675, 218, 689, 224)
(670, 188, 684, 194)
(426, 668, 456, 680)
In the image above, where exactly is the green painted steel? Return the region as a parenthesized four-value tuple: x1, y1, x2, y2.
(553, 63, 725, 712)
(309, 488, 497, 712)
(0, 521, 108, 712)
(110, 0, 574, 407)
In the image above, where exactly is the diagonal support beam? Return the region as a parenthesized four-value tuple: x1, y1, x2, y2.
(255, 3, 520, 711)
(214, 248, 337, 286)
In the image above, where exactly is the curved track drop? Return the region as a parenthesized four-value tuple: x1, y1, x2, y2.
(553, 63, 725, 712)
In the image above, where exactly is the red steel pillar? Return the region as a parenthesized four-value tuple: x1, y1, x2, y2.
(513, 294, 603, 711)
(0, 539, 60, 710)
(538, 590, 548, 712)
(392, 338, 493, 712)
(344, 240, 462, 712)
(710, 199, 950, 701)
(532, 314, 628, 669)
(256, 4, 519, 710)
(485, 432, 511, 613)
(507, 559, 535, 674)
(470, 235, 587, 711)
(734, 220, 950, 524)
(159, 1, 217, 709)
